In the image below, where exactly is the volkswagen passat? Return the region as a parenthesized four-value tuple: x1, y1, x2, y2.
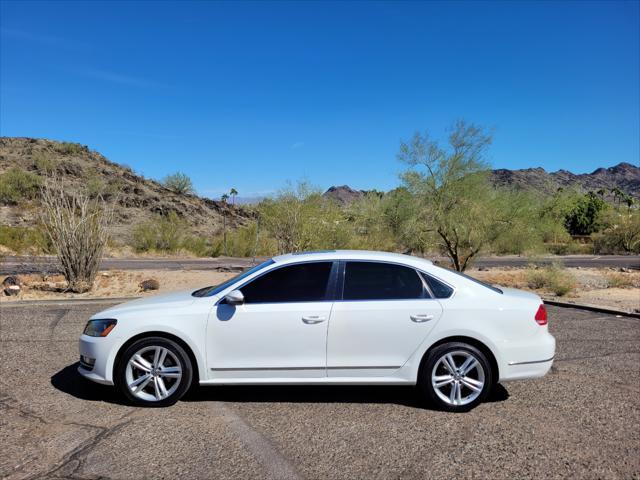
(78, 250, 555, 411)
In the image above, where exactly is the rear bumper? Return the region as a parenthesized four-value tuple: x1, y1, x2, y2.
(498, 330, 556, 382)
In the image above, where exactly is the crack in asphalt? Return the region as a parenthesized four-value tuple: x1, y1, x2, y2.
(27, 419, 132, 480)
(212, 402, 302, 480)
(48, 309, 71, 336)
(0, 384, 134, 480)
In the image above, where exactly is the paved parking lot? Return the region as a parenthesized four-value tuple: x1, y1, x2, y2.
(1, 302, 638, 479)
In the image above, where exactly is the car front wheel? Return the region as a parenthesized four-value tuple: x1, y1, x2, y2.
(419, 342, 493, 412)
(115, 337, 193, 407)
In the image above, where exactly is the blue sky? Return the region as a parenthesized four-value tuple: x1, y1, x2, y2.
(1, 1, 638, 199)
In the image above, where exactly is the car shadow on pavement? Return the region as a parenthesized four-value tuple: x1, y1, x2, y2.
(183, 383, 510, 410)
(51, 363, 510, 409)
(50, 363, 129, 406)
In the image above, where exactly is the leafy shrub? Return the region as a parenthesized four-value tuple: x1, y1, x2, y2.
(162, 172, 194, 194)
(56, 142, 84, 155)
(182, 236, 223, 257)
(605, 273, 634, 289)
(32, 152, 57, 175)
(526, 263, 576, 296)
(0, 225, 53, 254)
(546, 241, 593, 255)
(133, 212, 185, 253)
(593, 209, 640, 254)
(0, 168, 42, 205)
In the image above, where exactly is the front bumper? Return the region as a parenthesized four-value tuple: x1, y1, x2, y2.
(78, 334, 116, 385)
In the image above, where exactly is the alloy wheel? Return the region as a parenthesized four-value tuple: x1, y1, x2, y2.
(125, 345, 183, 402)
(431, 350, 485, 406)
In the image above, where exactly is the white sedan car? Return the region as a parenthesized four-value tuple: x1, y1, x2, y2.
(79, 250, 555, 411)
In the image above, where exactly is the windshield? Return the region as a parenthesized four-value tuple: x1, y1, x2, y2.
(191, 259, 275, 297)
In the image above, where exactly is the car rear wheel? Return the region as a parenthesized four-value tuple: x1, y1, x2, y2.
(115, 337, 193, 407)
(419, 342, 493, 412)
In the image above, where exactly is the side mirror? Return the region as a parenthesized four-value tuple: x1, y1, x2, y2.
(224, 290, 244, 305)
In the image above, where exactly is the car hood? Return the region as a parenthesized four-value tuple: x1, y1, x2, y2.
(93, 289, 197, 318)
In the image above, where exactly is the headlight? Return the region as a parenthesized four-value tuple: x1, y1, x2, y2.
(83, 319, 117, 337)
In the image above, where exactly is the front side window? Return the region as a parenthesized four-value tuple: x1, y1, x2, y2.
(240, 262, 333, 303)
(343, 262, 426, 300)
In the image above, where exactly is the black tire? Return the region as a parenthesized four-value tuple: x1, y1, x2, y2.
(418, 342, 493, 412)
(115, 336, 193, 407)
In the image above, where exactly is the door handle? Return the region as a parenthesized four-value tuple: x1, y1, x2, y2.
(302, 315, 326, 324)
(410, 314, 434, 323)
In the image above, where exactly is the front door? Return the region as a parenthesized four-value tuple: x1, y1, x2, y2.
(327, 261, 442, 377)
(207, 261, 336, 379)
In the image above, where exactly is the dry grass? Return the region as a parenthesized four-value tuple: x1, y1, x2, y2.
(1, 269, 235, 301)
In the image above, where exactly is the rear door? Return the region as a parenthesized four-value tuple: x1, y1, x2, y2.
(208, 261, 337, 379)
(327, 261, 443, 377)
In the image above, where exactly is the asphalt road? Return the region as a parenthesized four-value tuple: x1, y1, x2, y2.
(1, 254, 639, 275)
(1, 301, 638, 479)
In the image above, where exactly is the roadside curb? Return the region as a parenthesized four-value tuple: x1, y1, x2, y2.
(543, 299, 640, 319)
(1, 296, 140, 307)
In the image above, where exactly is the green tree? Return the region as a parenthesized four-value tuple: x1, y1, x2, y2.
(564, 191, 606, 235)
(162, 172, 194, 194)
(258, 181, 347, 254)
(230, 188, 238, 205)
(398, 120, 524, 271)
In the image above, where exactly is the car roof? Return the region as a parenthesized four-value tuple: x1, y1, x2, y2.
(272, 250, 433, 267)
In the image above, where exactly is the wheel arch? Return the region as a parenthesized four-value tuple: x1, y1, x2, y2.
(418, 335, 500, 384)
(113, 331, 201, 385)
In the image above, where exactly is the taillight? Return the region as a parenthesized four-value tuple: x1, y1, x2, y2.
(534, 304, 548, 326)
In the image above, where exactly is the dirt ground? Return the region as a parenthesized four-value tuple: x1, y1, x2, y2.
(470, 267, 640, 313)
(0, 270, 236, 301)
(2, 266, 638, 313)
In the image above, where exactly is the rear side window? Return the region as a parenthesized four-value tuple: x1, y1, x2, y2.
(240, 262, 333, 303)
(343, 262, 426, 300)
(421, 273, 454, 299)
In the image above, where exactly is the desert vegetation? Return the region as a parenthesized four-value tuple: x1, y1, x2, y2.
(1, 130, 638, 270)
(162, 172, 194, 194)
(40, 180, 114, 292)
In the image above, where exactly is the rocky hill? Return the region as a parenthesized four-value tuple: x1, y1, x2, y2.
(490, 162, 639, 198)
(323, 162, 639, 204)
(323, 185, 366, 205)
(0, 137, 249, 243)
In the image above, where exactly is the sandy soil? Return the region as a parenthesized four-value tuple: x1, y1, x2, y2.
(0, 270, 236, 302)
(470, 267, 639, 313)
(2, 267, 638, 313)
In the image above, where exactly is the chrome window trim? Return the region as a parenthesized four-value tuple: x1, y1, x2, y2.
(213, 257, 458, 305)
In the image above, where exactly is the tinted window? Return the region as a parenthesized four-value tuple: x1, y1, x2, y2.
(421, 273, 454, 298)
(240, 262, 333, 303)
(343, 262, 426, 300)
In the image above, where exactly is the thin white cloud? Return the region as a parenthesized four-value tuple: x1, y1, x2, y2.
(290, 142, 304, 150)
